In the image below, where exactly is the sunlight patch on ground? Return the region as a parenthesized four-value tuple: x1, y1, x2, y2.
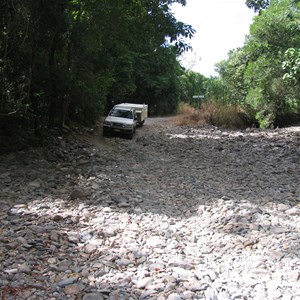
(166, 126, 300, 140)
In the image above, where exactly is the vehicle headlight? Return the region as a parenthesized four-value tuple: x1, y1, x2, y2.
(122, 124, 132, 129)
(103, 121, 111, 126)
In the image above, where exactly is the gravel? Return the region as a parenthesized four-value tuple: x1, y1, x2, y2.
(0, 119, 299, 299)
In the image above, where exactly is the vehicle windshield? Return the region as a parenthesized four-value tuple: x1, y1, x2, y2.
(109, 108, 133, 119)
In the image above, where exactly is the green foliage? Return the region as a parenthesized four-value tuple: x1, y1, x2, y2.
(132, 46, 183, 115)
(215, 0, 300, 128)
(203, 77, 224, 101)
(283, 48, 300, 83)
(178, 70, 206, 106)
(215, 48, 248, 105)
(245, 0, 270, 13)
(0, 0, 195, 139)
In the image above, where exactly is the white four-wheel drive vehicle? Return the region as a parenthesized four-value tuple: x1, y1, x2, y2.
(103, 103, 148, 139)
(103, 106, 137, 139)
(114, 103, 148, 127)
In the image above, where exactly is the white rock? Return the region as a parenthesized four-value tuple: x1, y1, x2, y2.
(136, 277, 154, 289)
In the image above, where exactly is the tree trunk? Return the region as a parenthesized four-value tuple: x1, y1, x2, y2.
(62, 33, 73, 127)
(48, 31, 60, 128)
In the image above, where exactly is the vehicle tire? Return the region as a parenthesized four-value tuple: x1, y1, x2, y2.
(103, 127, 109, 137)
(128, 130, 134, 140)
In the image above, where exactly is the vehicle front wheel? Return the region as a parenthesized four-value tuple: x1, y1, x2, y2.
(103, 127, 110, 137)
(127, 130, 134, 139)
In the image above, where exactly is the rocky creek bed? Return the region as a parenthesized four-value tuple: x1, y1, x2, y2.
(0, 119, 300, 300)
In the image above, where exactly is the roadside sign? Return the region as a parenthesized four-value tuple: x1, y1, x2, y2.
(192, 95, 204, 99)
(192, 95, 204, 109)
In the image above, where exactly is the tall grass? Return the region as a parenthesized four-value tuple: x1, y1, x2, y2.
(176, 101, 249, 128)
(175, 102, 214, 126)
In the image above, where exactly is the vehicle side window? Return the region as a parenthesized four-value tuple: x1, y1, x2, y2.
(125, 111, 133, 119)
(108, 109, 117, 116)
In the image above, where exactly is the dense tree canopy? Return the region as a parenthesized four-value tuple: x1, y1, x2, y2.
(2, 0, 299, 141)
(215, 0, 300, 128)
(245, 0, 270, 12)
(178, 70, 206, 105)
(283, 48, 300, 84)
(0, 0, 195, 141)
